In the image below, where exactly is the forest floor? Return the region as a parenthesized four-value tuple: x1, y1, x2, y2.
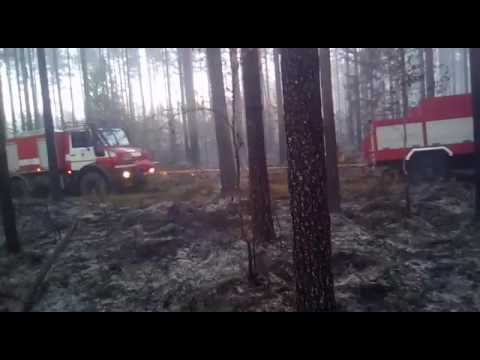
(1, 168, 479, 312)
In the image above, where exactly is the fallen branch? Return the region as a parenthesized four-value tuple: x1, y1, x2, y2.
(22, 220, 80, 312)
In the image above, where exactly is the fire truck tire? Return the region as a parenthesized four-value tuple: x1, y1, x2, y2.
(79, 171, 110, 197)
(10, 177, 29, 198)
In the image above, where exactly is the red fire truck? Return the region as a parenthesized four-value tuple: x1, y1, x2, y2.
(362, 94, 475, 181)
(5, 124, 157, 197)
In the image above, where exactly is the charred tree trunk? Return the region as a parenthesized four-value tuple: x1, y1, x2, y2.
(280, 48, 335, 312)
(319, 48, 341, 212)
(27, 48, 40, 129)
(241, 48, 275, 244)
(425, 48, 435, 98)
(20, 49, 33, 130)
(353, 48, 362, 149)
(181, 48, 200, 167)
(464, 48, 470, 93)
(5, 51, 18, 134)
(177, 48, 190, 160)
(0, 70, 21, 253)
(399, 48, 409, 117)
(14, 49, 25, 131)
(37, 48, 62, 201)
(274, 48, 287, 165)
(229, 47, 243, 186)
(52, 48, 65, 128)
(80, 48, 90, 120)
(125, 48, 135, 121)
(163, 48, 177, 164)
(66, 48, 76, 125)
(206, 48, 237, 194)
(470, 48, 480, 218)
(418, 48, 426, 101)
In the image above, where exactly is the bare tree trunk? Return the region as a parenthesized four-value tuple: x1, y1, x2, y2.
(106, 48, 116, 102)
(177, 48, 190, 159)
(353, 48, 362, 149)
(399, 48, 409, 117)
(163, 48, 177, 164)
(319, 48, 341, 212)
(52, 48, 65, 128)
(5, 50, 18, 134)
(27, 48, 40, 129)
(66, 48, 76, 125)
(273, 48, 287, 165)
(125, 48, 135, 121)
(470, 48, 480, 218)
(451, 48, 457, 95)
(241, 48, 275, 244)
(425, 48, 435, 98)
(146, 50, 155, 116)
(206, 48, 237, 194)
(0, 69, 21, 253)
(37, 48, 62, 201)
(20, 48, 33, 130)
(464, 48, 470, 93)
(180, 48, 200, 167)
(80, 48, 90, 120)
(136, 49, 146, 121)
(418, 48, 426, 101)
(345, 49, 354, 143)
(229, 48, 247, 170)
(14, 49, 25, 131)
(280, 48, 335, 312)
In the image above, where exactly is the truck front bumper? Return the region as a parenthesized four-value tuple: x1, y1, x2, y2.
(112, 162, 157, 189)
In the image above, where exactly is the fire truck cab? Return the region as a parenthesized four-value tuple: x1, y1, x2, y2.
(6, 124, 157, 197)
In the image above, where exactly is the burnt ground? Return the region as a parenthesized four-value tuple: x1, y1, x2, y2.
(1, 170, 479, 312)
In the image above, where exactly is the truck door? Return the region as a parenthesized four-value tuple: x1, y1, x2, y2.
(67, 130, 97, 171)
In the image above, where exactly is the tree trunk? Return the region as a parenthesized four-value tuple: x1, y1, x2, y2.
(20, 49, 33, 130)
(464, 48, 470, 93)
(451, 48, 457, 95)
(52, 48, 65, 128)
(37, 48, 62, 201)
(261, 49, 273, 161)
(273, 48, 287, 165)
(146, 50, 155, 116)
(163, 48, 177, 164)
(425, 48, 435, 98)
(66, 48, 76, 125)
(14, 49, 25, 131)
(345, 50, 355, 143)
(106, 48, 116, 103)
(177, 48, 190, 159)
(241, 48, 275, 244)
(27, 48, 40, 129)
(80, 48, 90, 120)
(125, 48, 135, 121)
(399, 48, 409, 117)
(136, 49, 147, 120)
(229, 48, 247, 170)
(0, 69, 21, 253)
(470, 49, 480, 218)
(280, 48, 335, 312)
(418, 48, 426, 101)
(5, 50, 18, 134)
(353, 48, 362, 149)
(319, 48, 341, 212)
(180, 48, 200, 167)
(206, 48, 237, 194)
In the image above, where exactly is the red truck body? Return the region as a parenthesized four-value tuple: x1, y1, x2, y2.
(362, 94, 475, 172)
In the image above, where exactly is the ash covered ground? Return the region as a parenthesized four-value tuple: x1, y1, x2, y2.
(1, 170, 479, 312)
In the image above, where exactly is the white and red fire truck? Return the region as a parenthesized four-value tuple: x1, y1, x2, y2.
(362, 94, 475, 181)
(5, 124, 157, 196)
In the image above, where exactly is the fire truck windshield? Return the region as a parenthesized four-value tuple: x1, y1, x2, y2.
(98, 129, 130, 147)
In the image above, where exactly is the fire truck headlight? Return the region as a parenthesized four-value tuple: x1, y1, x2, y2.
(148, 167, 155, 175)
(122, 170, 131, 179)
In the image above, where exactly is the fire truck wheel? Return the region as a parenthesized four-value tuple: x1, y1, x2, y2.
(10, 177, 29, 198)
(79, 171, 110, 197)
